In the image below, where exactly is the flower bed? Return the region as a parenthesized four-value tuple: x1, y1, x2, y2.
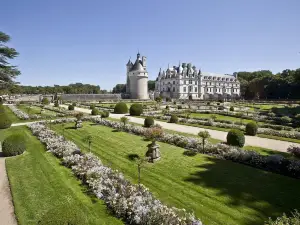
(8, 105, 42, 120)
(82, 117, 300, 180)
(28, 121, 201, 225)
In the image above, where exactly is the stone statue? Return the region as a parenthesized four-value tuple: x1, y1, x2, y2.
(145, 142, 161, 163)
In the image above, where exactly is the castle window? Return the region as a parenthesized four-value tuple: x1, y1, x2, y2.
(173, 87, 175, 92)
(207, 88, 209, 92)
(183, 87, 186, 92)
(189, 80, 192, 84)
(173, 81, 175, 84)
(195, 81, 197, 85)
(184, 80, 186, 84)
(189, 86, 192, 92)
(195, 87, 197, 92)
(210, 82, 212, 85)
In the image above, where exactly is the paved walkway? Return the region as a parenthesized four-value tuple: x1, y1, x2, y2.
(58, 104, 300, 153)
(0, 156, 17, 225)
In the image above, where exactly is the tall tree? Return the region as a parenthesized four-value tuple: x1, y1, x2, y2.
(0, 31, 20, 90)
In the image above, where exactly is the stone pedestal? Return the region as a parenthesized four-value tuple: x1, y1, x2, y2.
(146, 142, 161, 163)
(75, 120, 82, 129)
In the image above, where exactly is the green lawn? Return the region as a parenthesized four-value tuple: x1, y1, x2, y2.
(3, 105, 22, 123)
(17, 105, 57, 117)
(1, 126, 123, 225)
(189, 113, 258, 124)
(53, 122, 300, 225)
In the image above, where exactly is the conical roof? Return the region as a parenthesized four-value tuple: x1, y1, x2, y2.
(130, 59, 145, 72)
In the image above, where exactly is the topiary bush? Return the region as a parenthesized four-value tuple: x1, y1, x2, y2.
(114, 102, 128, 114)
(230, 106, 234, 111)
(0, 112, 12, 129)
(144, 117, 154, 127)
(91, 108, 100, 115)
(54, 101, 59, 107)
(178, 105, 182, 109)
(227, 129, 245, 147)
(169, 115, 178, 123)
(68, 105, 74, 110)
(41, 97, 49, 105)
(72, 102, 76, 106)
(2, 134, 26, 156)
(129, 103, 143, 116)
(245, 122, 258, 136)
(101, 111, 110, 118)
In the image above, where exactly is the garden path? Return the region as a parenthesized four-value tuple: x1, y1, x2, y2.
(58, 104, 300, 153)
(0, 154, 17, 225)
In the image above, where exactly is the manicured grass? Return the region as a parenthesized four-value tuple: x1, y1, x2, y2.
(1, 126, 123, 225)
(258, 134, 300, 144)
(243, 146, 292, 158)
(17, 105, 57, 117)
(53, 122, 300, 225)
(2, 105, 22, 123)
(189, 113, 257, 124)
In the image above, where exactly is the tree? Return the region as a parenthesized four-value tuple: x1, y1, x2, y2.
(120, 116, 129, 128)
(112, 84, 126, 93)
(148, 80, 155, 91)
(83, 134, 93, 152)
(0, 31, 21, 90)
(198, 131, 210, 152)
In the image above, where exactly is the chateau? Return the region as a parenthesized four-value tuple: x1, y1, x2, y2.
(126, 52, 149, 99)
(155, 63, 240, 100)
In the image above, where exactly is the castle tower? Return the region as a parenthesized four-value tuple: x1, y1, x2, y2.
(126, 52, 149, 99)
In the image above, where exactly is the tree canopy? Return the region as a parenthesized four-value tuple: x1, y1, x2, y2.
(7, 83, 105, 94)
(237, 68, 300, 100)
(0, 31, 20, 90)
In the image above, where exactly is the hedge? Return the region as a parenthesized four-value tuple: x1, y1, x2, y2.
(2, 134, 26, 156)
(114, 102, 128, 114)
(129, 104, 143, 116)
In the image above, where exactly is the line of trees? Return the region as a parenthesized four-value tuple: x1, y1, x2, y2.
(112, 80, 156, 94)
(237, 69, 300, 100)
(8, 83, 106, 95)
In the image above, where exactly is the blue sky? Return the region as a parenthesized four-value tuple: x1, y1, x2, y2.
(1, 0, 300, 90)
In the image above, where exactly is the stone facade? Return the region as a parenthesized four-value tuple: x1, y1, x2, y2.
(155, 63, 240, 100)
(126, 53, 149, 100)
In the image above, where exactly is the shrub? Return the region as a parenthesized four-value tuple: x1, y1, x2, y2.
(166, 105, 169, 110)
(101, 111, 110, 118)
(91, 108, 100, 115)
(155, 96, 162, 102)
(245, 122, 258, 136)
(114, 102, 128, 114)
(41, 97, 49, 105)
(178, 105, 182, 109)
(217, 102, 220, 105)
(166, 97, 171, 102)
(227, 129, 245, 147)
(72, 102, 76, 106)
(281, 116, 292, 124)
(68, 105, 74, 110)
(144, 117, 154, 127)
(144, 127, 163, 142)
(0, 104, 5, 113)
(169, 115, 178, 123)
(207, 102, 210, 105)
(75, 112, 83, 121)
(0, 112, 12, 129)
(265, 210, 300, 225)
(2, 134, 26, 156)
(287, 145, 300, 158)
(129, 103, 143, 116)
(230, 106, 234, 111)
(90, 104, 95, 109)
(54, 101, 59, 107)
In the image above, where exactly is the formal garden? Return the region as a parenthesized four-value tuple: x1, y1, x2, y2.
(2, 98, 300, 224)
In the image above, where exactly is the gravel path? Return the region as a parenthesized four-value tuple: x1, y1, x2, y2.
(57, 104, 300, 153)
(0, 155, 17, 225)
